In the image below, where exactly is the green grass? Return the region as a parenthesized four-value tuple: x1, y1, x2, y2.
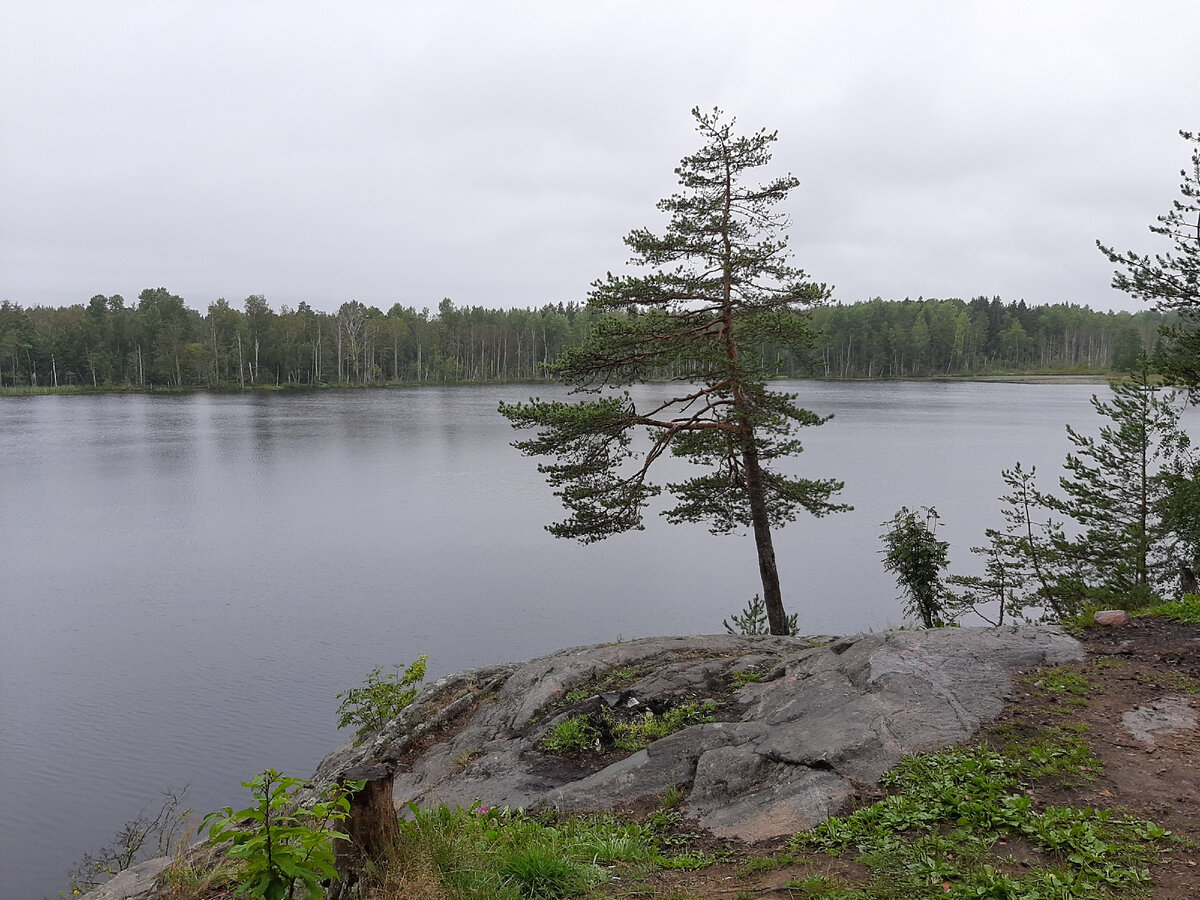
(542, 716, 602, 753)
(393, 805, 658, 899)
(541, 699, 718, 755)
(1142, 594, 1200, 623)
(499, 844, 599, 899)
(554, 666, 648, 710)
(729, 670, 764, 688)
(655, 850, 725, 871)
(1030, 667, 1094, 699)
(1017, 730, 1102, 784)
(783, 873, 861, 899)
(613, 701, 717, 752)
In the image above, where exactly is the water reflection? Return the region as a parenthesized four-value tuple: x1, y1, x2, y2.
(0, 381, 1136, 898)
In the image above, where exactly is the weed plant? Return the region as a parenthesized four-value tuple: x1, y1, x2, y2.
(792, 742, 1172, 898)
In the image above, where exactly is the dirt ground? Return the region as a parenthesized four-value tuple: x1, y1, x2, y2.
(605, 617, 1200, 899)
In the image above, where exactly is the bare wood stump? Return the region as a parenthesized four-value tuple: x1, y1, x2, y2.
(332, 763, 399, 891)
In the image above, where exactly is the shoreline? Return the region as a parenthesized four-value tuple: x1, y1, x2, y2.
(0, 372, 1117, 397)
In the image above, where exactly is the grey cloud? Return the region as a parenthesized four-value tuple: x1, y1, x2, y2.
(2, 0, 1196, 313)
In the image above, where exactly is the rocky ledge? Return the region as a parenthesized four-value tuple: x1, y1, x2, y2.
(313, 625, 1083, 842)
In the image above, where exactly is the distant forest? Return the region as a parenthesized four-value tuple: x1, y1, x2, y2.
(0, 290, 1167, 389)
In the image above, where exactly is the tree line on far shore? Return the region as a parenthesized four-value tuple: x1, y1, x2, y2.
(0, 291, 1166, 390)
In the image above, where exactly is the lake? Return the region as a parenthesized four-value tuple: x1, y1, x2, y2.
(0, 380, 1149, 897)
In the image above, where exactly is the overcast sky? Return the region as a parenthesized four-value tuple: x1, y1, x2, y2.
(2, 1, 1197, 316)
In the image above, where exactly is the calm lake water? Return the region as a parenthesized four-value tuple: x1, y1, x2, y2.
(0, 380, 1158, 897)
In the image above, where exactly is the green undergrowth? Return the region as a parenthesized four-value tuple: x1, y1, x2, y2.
(161, 727, 1178, 900)
(1141, 594, 1200, 623)
(378, 803, 712, 899)
(159, 656, 1184, 900)
(542, 700, 717, 754)
(791, 740, 1174, 899)
(1029, 667, 1094, 700)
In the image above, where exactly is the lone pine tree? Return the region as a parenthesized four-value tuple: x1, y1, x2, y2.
(500, 108, 848, 635)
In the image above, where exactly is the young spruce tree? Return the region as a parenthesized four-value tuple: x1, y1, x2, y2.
(1047, 364, 1187, 608)
(500, 108, 848, 634)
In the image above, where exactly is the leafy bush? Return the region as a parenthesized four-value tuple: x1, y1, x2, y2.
(880, 505, 951, 627)
(202, 769, 360, 900)
(335, 654, 427, 744)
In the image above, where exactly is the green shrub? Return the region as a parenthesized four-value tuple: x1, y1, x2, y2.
(335, 654, 427, 744)
(202, 769, 360, 900)
(880, 505, 950, 628)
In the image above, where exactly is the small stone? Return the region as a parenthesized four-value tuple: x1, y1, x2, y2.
(1122, 696, 1197, 745)
(1093, 609, 1131, 626)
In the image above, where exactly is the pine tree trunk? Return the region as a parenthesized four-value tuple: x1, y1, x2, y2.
(742, 435, 788, 634)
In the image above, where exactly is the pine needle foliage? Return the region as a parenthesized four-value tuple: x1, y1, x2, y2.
(1099, 130, 1200, 392)
(500, 108, 849, 634)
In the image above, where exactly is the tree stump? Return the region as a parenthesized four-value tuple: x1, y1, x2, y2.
(332, 763, 399, 890)
(1181, 565, 1197, 597)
